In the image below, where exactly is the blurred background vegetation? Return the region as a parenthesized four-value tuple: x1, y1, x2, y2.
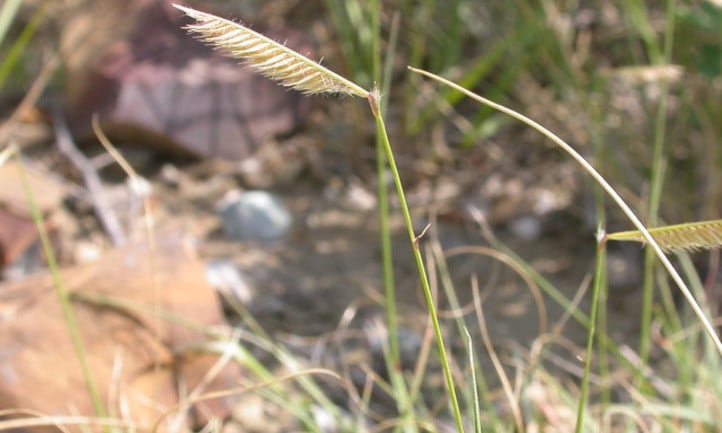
(321, 0, 722, 224)
(2, 0, 721, 227)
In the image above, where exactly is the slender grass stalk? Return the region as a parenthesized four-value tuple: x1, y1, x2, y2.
(574, 229, 607, 433)
(407, 66, 722, 356)
(406, 312, 435, 420)
(585, 77, 613, 407)
(640, 0, 677, 381)
(368, 88, 466, 433)
(369, 89, 466, 432)
(639, 179, 661, 384)
(12, 148, 107, 420)
(430, 227, 472, 341)
(369, 0, 397, 376)
(595, 239, 611, 406)
(429, 234, 479, 423)
(91, 116, 163, 376)
(374, 39, 402, 420)
(463, 327, 482, 433)
(369, 3, 415, 431)
(471, 274, 524, 433)
(676, 252, 718, 365)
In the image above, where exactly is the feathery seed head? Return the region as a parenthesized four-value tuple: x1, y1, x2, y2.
(172, 4, 369, 98)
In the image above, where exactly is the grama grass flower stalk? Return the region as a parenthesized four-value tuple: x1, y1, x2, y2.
(173, 4, 369, 98)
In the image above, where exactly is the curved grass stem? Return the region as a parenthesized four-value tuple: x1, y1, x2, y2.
(407, 66, 722, 357)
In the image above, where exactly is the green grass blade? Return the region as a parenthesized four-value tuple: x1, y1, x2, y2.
(464, 328, 482, 433)
(0, 0, 23, 47)
(575, 230, 606, 433)
(0, 3, 45, 91)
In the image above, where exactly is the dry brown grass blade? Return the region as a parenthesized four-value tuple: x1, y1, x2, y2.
(606, 219, 722, 252)
(172, 4, 369, 98)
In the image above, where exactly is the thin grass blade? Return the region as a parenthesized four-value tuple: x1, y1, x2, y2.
(606, 219, 722, 252)
(463, 327, 482, 433)
(172, 4, 369, 98)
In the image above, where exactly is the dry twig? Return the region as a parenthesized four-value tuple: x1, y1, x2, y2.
(52, 110, 126, 246)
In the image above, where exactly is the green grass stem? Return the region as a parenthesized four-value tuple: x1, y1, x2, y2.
(574, 231, 607, 433)
(368, 88, 466, 433)
(639, 0, 678, 381)
(463, 327, 482, 433)
(369, 3, 416, 431)
(595, 243, 611, 406)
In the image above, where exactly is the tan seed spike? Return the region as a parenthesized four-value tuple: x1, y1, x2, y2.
(606, 219, 722, 253)
(172, 4, 369, 98)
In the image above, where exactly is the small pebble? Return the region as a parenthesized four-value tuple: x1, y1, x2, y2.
(218, 190, 292, 242)
(508, 214, 542, 241)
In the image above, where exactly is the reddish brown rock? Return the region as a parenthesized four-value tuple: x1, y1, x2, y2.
(62, 0, 310, 161)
